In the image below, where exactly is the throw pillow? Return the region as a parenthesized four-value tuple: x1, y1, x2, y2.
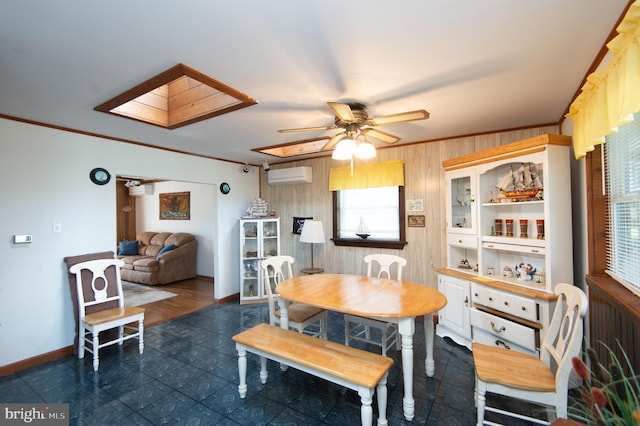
(157, 244, 176, 258)
(118, 240, 139, 256)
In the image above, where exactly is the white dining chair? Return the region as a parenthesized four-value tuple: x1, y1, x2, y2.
(261, 255, 328, 339)
(473, 283, 588, 425)
(68, 258, 145, 371)
(344, 254, 407, 356)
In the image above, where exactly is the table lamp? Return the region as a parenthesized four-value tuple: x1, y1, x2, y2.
(299, 220, 325, 270)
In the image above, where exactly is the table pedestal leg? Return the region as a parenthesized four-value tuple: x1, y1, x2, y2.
(424, 314, 435, 377)
(398, 318, 415, 421)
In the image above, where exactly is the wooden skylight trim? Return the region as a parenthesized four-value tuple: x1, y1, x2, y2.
(252, 137, 331, 158)
(95, 63, 257, 129)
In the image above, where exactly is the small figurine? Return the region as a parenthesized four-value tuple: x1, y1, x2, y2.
(515, 263, 536, 281)
(458, 258, 472, 269)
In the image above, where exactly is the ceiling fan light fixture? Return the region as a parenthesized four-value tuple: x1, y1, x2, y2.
(355, 141, 376, 159)
(332, 138, 357, 160)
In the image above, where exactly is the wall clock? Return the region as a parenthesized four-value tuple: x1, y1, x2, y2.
(90, 167, 111, 185)
(220, 182, 231, 194)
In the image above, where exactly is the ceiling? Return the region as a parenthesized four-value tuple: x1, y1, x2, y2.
(0, 1, 631, 166)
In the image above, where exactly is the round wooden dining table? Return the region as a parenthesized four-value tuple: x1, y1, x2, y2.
(276, 273, 447, 421)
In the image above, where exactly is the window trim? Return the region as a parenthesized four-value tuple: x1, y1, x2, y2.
(331, 186, 407, 249)
(586, 145, 640, 312)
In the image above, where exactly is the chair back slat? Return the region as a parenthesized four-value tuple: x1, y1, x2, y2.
(69, 258, 126, 317)
(540, 283, 588, 387)
(364, 254, 407, 280)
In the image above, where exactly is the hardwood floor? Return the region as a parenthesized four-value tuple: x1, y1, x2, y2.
(140, 276, 222, 326)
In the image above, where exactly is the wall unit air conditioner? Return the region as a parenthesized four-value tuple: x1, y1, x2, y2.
(267, 166, 312, 185)
(128, 184, 154, 196)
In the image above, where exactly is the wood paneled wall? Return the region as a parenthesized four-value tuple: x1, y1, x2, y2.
(587, 276, 640, 374)
(260, 125, 559, 287)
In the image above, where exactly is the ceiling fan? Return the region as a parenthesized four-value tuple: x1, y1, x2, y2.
(277, 102, 430, 151)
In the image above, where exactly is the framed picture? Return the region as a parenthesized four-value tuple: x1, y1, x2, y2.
(408, 215, 426, 227)
(159, 191, 190, 220)
(407, 199, 424, 212)
(293, 217, 312, 234)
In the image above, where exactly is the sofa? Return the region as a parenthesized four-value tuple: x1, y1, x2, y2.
(118, 232, 197, 285)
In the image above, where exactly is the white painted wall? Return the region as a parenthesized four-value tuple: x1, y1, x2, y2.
(0, 118, 259, 367)
(134, 181, 215, 278)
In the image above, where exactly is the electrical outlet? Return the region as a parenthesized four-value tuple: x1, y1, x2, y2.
(52, 222, 62, 233)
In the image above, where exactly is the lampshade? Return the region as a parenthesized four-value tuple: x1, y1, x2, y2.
(332, 139, 357, 160)
(299, 220, 325, 244)
(355, 141, 376, 158)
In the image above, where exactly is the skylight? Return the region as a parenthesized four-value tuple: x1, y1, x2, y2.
(251, 137, 331, 158)
(94, 63, 257, 129)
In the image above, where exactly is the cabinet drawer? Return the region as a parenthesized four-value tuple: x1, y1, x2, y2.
(473, 327, 537, 356)
(481, 241, 545, 255)
(447, 234, 478, 249)
(470, 308, 537, 352)
(471, 283, 538, 322)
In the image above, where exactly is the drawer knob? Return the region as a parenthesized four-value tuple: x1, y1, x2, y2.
(458, 239, 463, 243)
(490, 321, 506, 333)
(504, 301, 509, 306)
(474, 293, 478, 297)
(487, 244, 494, 248)
(495, 340, 511, 350)
(488, 297, 493, 301)
(521, 306, 527, 311)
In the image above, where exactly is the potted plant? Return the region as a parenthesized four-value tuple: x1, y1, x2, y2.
(570, 343, 640, 425)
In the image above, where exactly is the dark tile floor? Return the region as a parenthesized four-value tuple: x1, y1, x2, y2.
(0, 302, 547, 425)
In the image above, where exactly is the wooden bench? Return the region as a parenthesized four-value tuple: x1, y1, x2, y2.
(232, 323, 394, 426)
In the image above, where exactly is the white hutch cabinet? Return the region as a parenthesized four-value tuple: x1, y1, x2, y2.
(239, 217, 280, 304)
(436, 134, 573, 355)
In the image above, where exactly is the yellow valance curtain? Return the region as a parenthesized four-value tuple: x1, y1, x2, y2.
(328, 160, 405, 191)
(567, 1, 640, 159)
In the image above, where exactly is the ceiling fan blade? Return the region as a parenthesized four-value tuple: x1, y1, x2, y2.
(322, 132, 346, 151)
(361, 128, 400, 144)
(367, 109, 430, 126)
(278, 124, 337, 133)
(327, 102, 355, 122)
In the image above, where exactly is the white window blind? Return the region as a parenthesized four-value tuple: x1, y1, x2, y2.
(604, 112, 640, 296)
(337, 186, 399, 240)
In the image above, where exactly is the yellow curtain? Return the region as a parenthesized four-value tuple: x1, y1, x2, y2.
(329, 160, 405, 191)
(567, 1, 640, 159)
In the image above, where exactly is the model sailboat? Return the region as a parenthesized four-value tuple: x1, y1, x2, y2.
(355, 218, 370, 239)
(496, 163, 543, 201)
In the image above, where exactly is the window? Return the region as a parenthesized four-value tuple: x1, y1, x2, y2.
(603, 113, 640, 296)
(332, 186, 406, 249)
